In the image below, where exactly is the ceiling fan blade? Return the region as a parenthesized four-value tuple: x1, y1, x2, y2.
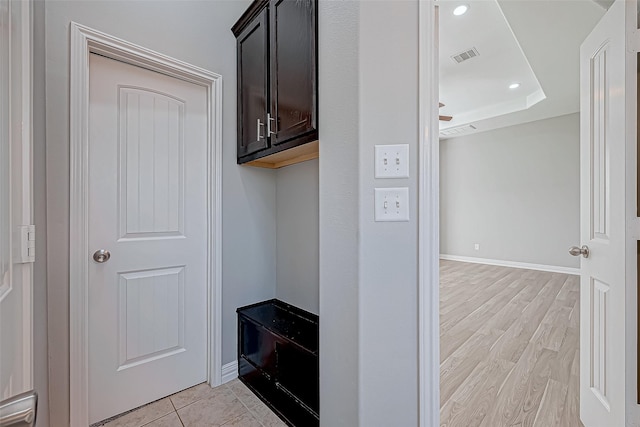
(439, 115, 453, 122)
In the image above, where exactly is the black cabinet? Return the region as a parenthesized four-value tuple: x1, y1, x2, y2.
(237, 299, 319, 426)
(236, 8, 269, 158)
(232, 0, 318, 167)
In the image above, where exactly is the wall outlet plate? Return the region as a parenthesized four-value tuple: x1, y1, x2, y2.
(375, 144, 409, 179)
(374, 187, 409, 222)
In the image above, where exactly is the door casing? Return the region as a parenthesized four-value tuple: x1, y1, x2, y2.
(417, 2, 440, 427)
(0, 0, 33, 400)
(68, 22, 223, 427)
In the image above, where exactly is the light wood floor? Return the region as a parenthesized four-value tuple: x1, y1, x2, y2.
(440, 260, 583, 427)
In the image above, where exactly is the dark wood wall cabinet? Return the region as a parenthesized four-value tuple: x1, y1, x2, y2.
(237, 299, 319, 426)
(232, 0, 318, 169)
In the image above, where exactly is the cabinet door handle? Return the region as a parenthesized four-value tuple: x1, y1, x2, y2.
(267, 114, 276, 137)
(257, 118, 265, 141)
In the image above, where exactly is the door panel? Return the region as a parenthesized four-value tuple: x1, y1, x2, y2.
(119, 88, 184, 239)
(118, 267, 185, 369)
(590, 278, 610, 407)
(579, 0, 630, 425)
(88, 54, 208, 424)
(590, 43, 610, 242)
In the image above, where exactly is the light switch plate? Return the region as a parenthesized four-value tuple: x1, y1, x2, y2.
(375, 144, 409, 178)
(374, 187, 409, 222)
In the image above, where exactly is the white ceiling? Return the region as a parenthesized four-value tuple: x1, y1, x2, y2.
(439, 0, 606, 138)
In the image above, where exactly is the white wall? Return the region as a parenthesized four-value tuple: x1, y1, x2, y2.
(319, 0, 420, 425)
(42, 2, 278, 425)
(276, 159, 319, 314)
(440, 113, 580, 269)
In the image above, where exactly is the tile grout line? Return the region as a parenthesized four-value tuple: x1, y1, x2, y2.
(138, 402, 178, 427)
(226, 384, 263, 425)
(166, 395, 185, 427)
(226, 382, 275, 427)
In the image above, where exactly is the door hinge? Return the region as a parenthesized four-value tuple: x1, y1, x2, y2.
(627, 30, 640, 53)
(16, 225, 35, 264)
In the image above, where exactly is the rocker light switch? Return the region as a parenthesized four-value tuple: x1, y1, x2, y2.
(374, 187, 409, 222)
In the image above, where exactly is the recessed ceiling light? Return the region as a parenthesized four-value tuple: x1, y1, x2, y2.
(453, 4, 469, 16)
(509, 83, 521, 89)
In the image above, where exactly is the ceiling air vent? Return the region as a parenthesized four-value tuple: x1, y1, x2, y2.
(451, 47, 480, 64)
(440, 124, 477, 137)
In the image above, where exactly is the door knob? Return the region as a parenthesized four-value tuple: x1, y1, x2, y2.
(569, 245, 590, 258)
(93, 249, 111, 263)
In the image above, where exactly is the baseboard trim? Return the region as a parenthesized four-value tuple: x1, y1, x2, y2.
(221, 360, 238, 384)
(439, 254, 580, 275)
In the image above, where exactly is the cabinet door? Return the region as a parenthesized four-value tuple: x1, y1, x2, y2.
(269, 0, 317, 146)
(239, 318, 278, 378)
(275, 342, 319, 415)
(237, 9, 270, 158)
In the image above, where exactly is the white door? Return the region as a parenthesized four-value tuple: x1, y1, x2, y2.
(0, 0, 35, 424)
(579, 0, 634, 425)
(88, 53, 208, 424)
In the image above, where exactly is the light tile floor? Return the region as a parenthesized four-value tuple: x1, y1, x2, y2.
(95, 380, 287, 427)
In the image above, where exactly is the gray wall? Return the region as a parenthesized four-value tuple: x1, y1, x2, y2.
(319, 1, 420, 425)
(318, 1, 360, 425)
(358, 1, 419, 424)
(42, 2, 278, 425)
(276, 159, 319, 314)
(440, 113, 580, 268)
(37, 0, 424, 425)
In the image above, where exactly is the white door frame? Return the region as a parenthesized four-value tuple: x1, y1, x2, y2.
(14, 0, 34, 392)
(417, 1, 440, 427)
(622, 1, 639, 420)
(1, 0, 34, 395)
(68, 22, 223, 427)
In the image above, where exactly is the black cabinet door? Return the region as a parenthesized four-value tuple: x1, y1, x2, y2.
(269, 0, 317, 147)
(237, 8, 270, 158)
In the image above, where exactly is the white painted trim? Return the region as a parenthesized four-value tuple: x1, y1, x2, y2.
(439, 254, 581, 276)
(17, 0, 34, 392)
(624, 0, 639, 420)
(69, 22, 223, 427)
(221, 361, 238, 385)
(417, 2, 440, 427)
(5, 0, 34, 392)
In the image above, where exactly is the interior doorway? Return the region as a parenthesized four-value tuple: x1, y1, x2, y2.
(436, 1, 607, 425)
(68, 23, 224, 427)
